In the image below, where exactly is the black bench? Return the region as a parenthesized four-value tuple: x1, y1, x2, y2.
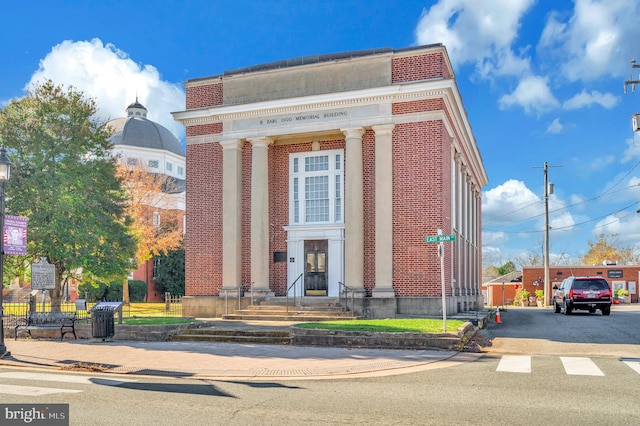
(15, 311, 77, 341)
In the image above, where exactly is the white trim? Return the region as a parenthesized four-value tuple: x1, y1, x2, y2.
(284, 225, 345, 297)
(289, 149, 344, 226)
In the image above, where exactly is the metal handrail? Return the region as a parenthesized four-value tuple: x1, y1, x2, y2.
(223, 289, 229, 317)
(286, 273, 304, 316)
(338, 281, 355, 313)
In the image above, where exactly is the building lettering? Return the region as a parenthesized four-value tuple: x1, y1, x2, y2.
(258, 111, 349, 127)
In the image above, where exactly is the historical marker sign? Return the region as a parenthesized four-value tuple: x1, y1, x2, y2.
(31, 257, 56, 290)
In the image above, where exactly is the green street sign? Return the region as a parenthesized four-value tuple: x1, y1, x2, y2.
(425, 234, 456, 243)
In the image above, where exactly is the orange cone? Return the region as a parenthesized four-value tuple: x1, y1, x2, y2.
(496, 307, 502, 324)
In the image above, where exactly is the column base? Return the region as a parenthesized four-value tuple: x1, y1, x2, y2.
(250, 289, 275, 299)
(341, 288, 367, 298)
(219, 287, 243, 297)
(372, 287, 396, 298)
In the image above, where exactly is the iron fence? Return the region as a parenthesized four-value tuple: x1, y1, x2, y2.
(1, 293, 183, 328)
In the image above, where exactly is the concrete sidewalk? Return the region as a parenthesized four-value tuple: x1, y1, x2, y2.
(0, 338, 481, 381)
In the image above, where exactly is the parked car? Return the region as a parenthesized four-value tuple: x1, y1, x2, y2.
(553, 276, 612, 316)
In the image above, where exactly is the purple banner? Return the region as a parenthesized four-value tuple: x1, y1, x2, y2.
(4, 215, 28, 255)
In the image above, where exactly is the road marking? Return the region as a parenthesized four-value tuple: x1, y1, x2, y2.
(0, 384, 82, 396)
(496, 355, 531, 373)
(560, 357, 604, 376)
(0, 372, 134, 386)
(621, 358, 640, 375)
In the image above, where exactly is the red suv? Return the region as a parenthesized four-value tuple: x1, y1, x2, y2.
(553, 276, 612, 316)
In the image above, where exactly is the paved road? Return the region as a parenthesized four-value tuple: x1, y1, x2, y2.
(479, 304, 640, 357)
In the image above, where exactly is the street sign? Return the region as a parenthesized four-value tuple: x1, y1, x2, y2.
(425, 234, 456, 243)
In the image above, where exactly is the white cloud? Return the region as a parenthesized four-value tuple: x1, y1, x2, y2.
(538, 0, 640, 82)
(483, 231, 508, 245)
(26, 38, 185, 142)
(415, 0, 535, 77)
(482, 179, 541, 224)
(546, 118, 563, 133)
(592, 213, 640, 246)
(621, 135, 640, 163)
(563, 90, 618, 110)
(549, 211, 575, 233)
(498, 75, 560, 115)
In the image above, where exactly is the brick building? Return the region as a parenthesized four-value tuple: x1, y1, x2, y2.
(485, 265, 639, 307)
(522, 265, 638, 305)
(172, 45, 487, 318)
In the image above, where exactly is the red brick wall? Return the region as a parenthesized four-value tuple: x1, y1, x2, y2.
(392, 52, 450, 83)
(185, 142, 223, 295)
(392, 99, 444, 114)
(392, 121, 450, 296)
(186, 82, 223, 109)
(186, 122, 222, 138)
(363, 130, 376, 295)
(523, 266, 639, 303)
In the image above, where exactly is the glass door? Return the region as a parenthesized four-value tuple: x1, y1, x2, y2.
(304, 240, 328, 296)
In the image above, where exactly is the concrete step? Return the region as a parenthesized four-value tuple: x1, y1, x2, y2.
(224, 301, 358, 322)
(235, 309, 356, 317)
(221, 314, 358, 321)
(244, 305, 347, 312)
(168, 328, 291, 344)
(180, 328, 290, 337)
(168, 334, 291, 344)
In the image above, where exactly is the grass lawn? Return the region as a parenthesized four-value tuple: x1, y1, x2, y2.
(295, 318, 466, 333)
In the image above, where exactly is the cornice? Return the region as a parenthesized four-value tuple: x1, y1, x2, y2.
(172, 80, 453, 126)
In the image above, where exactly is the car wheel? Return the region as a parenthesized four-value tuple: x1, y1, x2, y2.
(602, 306, 611, 316)
(554, 301, 561, 313)
(564, 301, 572, 315)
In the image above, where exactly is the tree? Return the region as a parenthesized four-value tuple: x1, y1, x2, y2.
(0, 80, 137, 310)
(581, 233, 621, 266)
(496, 261, 516, 276)
(115, 161, 184, 302)
(154, 246, 185, 296)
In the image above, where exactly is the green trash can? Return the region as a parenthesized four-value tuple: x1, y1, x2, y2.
(91, 308, 115, 339)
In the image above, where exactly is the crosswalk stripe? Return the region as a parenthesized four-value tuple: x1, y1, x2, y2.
(0, 372, 138, 396)
(496, 355, 531, 373)
(560, 357, 604, 376)
(621, 358, 640, 374)
(0, 372, 134, 385)
(0, 384, 82, 396)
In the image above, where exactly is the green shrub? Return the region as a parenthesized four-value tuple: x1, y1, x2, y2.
(78, 279, 146, 302)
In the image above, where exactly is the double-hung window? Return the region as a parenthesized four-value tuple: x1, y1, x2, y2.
(290, 150, 343, 225)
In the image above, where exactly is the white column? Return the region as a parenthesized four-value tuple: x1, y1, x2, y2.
(249, 137, 274, 296)
(342, 127, 366, 293)
(372, 124, 396, 297)
(220, 139, 243, 295)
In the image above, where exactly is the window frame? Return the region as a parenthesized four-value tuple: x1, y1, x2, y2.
(289, 149, 344, 226)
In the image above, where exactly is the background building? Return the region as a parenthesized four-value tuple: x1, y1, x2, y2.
(173, 45, 487, 318)
(107, 100, 185, 301)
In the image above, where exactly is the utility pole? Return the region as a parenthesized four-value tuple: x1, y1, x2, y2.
(543, 163, 550, 307)
(624, 59, 640, 94)
(624, 60, 640, 132)
(534, 162, 560, 306)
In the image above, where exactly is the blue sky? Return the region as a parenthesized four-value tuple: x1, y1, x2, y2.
(2, 0, 640, 268)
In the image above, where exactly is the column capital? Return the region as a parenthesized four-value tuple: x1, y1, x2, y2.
(371, 123, 395, 136)
(247, 137, 274, 148)
(219, 139, 244, 151)
(341, 127, 365, 139)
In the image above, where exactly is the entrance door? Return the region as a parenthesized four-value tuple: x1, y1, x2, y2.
(304, 240, 328, 296)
